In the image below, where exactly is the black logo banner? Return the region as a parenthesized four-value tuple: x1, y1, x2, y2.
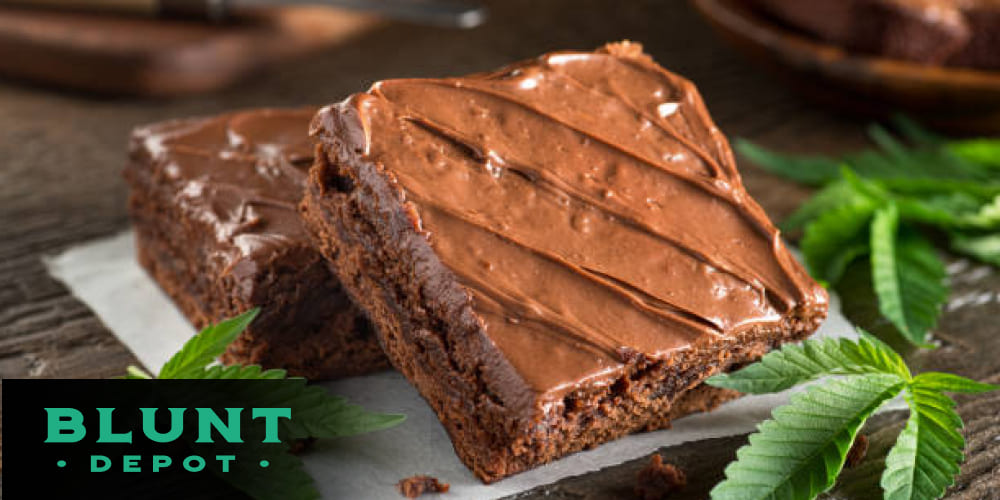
(4, 379, 314, 499)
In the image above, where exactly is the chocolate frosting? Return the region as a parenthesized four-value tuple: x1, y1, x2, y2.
(313, 42, 827, 404)
(131, 108, 316, 283)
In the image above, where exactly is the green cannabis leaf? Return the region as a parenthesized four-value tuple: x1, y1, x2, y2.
(735, 139, 842, 186)
(157, 308, 260, 379)
(880, 374, 995, 500)
(707, 336, 998, 500)
(219, 370, 405, 440)
(948, 232, 1000, 266)
(801, 201, 875, 285)
(869, 204, 947, 347)
(781, 180, 869, 232)
(881, 385, 962, 500)
(911, 371, 1000, 394)
(122, 308, 404, 500)
(949, 139, 1000, 168)
(737, 119, 1000, 346)
(710, 374, 905, 500)
(224, 444, 322, 500)
(735, 123, 989, 188)
(706, 335, 909, 394)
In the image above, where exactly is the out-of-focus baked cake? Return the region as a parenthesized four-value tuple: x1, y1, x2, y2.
(751, 0, 1000, 70)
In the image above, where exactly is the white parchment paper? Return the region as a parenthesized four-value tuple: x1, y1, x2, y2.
(45, 231, 864, 500)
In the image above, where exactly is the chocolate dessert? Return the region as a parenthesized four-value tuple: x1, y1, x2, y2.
(302, 42, 828, 482)
(750, 0, 1000, 70)
(396, 475, 450, 498)
(635, 455, 686, 500)
(124, 108, 388, 379)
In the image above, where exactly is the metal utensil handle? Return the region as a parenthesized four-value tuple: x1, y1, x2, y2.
(303, 0, 486, 28)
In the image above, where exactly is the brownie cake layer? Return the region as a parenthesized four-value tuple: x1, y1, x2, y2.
(303, 42, 828, 482)
(751, 0, 1000, 70)
(125, 108, 389, 379)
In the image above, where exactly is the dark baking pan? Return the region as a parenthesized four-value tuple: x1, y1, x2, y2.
(692, 0, 1000, 133)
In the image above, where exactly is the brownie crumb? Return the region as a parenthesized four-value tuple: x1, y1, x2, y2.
(396, 475, 450, 498)
(635, 454, 686, 500)
(845, 434, 869, 468)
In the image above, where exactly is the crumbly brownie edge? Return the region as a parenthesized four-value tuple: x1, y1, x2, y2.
(218, 245, 390, 380)
(124, 158, 388, 379)
(126, 163, 232, 327)
(302, 149, 827, 482)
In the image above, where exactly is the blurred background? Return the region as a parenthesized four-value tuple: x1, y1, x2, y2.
(5, 0, 1000, 391)
(3, 3, 1000, 498)
(0, 0, 882, 263)
(5, 0, 999, 370)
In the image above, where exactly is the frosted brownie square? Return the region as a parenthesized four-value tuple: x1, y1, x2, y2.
(125, 108, 388, 379)
(302, 43, 828, 481)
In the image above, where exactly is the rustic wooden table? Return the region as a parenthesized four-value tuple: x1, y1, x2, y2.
(1, 1, 997, 498)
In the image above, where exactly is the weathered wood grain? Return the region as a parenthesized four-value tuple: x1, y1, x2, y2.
(1, 1, 996, 497)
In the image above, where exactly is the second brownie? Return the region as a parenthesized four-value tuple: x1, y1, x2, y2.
(125, 108, 389, 379)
